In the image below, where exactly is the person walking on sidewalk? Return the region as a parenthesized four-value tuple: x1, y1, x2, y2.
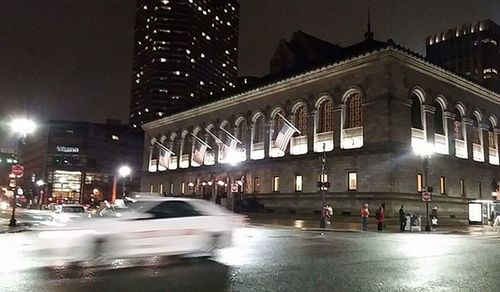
(376, 203, 385, 231)
(320, 204, 330, 228)
(431, 206, 439, 230)
(399, 205, 407, 232)
(360, 203, 369, 231)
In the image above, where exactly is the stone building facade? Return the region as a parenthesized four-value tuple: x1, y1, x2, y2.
(142, 44, 500, 218)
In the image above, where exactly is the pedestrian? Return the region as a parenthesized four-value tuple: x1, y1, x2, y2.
(360, 203, 369, 231)
(431, 206, 438, 230)
(399, 205, 407, 232)
(376, 203, 385, 231)
(321, 204, 331, 228)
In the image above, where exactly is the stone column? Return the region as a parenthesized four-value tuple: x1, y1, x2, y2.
(444, 112, 456, 157)
(246, 124, 253, 161)
(423, 105, 436, 145)
(307, 110, 316, 153)
(178, 138, 185, 169)
(333, 105, 342, 150)
(264, 121, 271, 158)
(463, 118, 474, 160)
(286, 114, 294, 154)
(480, 123, 489, 163)
(213, 129, 220, 164)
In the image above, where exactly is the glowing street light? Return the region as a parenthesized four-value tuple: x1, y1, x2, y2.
(413, 142, 435, 232)
(118, 165, 132, 198)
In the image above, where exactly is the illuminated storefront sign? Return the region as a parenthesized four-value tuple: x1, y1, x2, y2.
(56, 146, 80, 153)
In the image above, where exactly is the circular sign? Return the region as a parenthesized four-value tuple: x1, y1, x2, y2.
(422, 191, 431, 202)
(231, 183, 239, 193)
(11, 164, 24, 177)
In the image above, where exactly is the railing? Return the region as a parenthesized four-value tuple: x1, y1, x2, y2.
(455, 139, 467, 159)
(473, 143, 484, 162)
(434, 133, 448, 155)
(315, 131, 333, 152)
(251, 142, 264, 160)
(411, 128, 425, 149)
(342, 126, 363, 149)
(489, 148, 499, 165)
(290, 135, 308, 155)
(180, 154, 190, 168)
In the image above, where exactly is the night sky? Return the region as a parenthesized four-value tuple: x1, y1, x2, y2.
(0, 0, 499, 126)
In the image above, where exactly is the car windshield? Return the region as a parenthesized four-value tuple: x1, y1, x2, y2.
(62, 206, 85, 213)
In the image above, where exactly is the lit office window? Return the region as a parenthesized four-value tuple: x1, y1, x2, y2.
(440, 176, 446, 194)
(273, 176, 280, 192)
(417, 174, 423, 192)
(348, 172, 357, 191)
(295, 175, 303, 192)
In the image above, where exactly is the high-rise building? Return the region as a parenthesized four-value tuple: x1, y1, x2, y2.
(130, 0, 239, 128)
(426, 19, 500, 92)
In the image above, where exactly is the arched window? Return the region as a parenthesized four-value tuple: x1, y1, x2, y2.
(411, 95, 423, 129)
(294, 105, 307, 136)
(433, 101, 445, 135)
(454, 109, 464, 140)
(318, 99, 333, 133)
(472, 115, 481, 144)
(253, 115, 264, 143)
(488, 122, 496, 149)
(345, 92, 362, 128)
(236, 119, 247, 144)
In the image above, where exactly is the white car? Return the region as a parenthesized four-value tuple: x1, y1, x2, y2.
(51, 204, 90, 223)
(38, 197, 246, 264)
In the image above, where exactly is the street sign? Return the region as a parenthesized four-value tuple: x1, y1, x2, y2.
(11, 164, 24, 177)
(231, 183, 238, 193)
(422, 191, 432, 202)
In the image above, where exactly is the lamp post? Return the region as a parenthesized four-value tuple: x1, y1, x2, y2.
(118, 165, 131, 199)
(414, 142, 434, 232)
(8, 118, 36, 227)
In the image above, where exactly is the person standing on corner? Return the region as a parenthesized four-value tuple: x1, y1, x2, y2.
(399, 205, 407, 232)
(360, 203, 369, 231)
(376, 203, 385, 231)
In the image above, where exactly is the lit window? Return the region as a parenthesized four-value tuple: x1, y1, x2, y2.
(199, 81, 204, 85)
(460, 179, 465, 196)
(143, 5, 147, 10)
(158, 112, 163, 117)
(159, 184, 164, 194)
(190, 58, 195, 63)
(181, 182, 185, 195)
(440, 176, 446, 194)
(161, 0, 169, 4)
(417, 174, 423, 192)
(295, 175, 303, 192)
(348, 172, 357, 190)
(160, 58, 166, 62)
(186, 49, 191, 54)
(215, 16, 219, 21)
(225, 50, 230, 55)
(273, 176, 280, 192)
(227, 21, 231, 26)
(150, 184, 154, 193)
(170, 183, 174, 195)
(173, 71, 180, 75)
(145, 108, 149, 112)
(111, 135, 119, 141)
(200, 53, 205, 58)
(190, 93, 194, 97)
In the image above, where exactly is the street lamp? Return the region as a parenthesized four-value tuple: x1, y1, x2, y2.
(118, 165, 132, 199)
(8, 118, 36, 227)
(414, 142, 434, 232)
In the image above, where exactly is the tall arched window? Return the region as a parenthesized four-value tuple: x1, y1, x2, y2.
(236, 119, 247, 144)
(411, 95, 423, 129)
(294, 105, 307, 136)
(472, 115, 481, 145)
(253, 115, 264, 143)
(454, 109, 464, 140)
(488, 122, 496, 150)
(433, 101, 445, 135)
(345, 92, 362, 128)
(273, 110, 285, 139)
(318, 99, 333, 133)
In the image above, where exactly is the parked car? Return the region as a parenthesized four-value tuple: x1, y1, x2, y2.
(38, 197, 247, 265)
(51, 204, 90, 223)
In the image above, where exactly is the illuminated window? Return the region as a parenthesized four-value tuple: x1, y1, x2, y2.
(253, 177, 260, 193)
(159, 184, 164, 194)
(345, 92, 362, 128)
(454, 110, 464, 140)
(111, 135, 119, 141)
(318, 99, 333, 133)
(295, 175, 303, 192)
(416, 174, 423, 192)
(460, 179, 465, 196)
(272, 176, 280, 192)
(319, 174, 328, 191)
(170, 183, 174, 195)
(348, 172, 357, 191)
(150, 184, 154, 193)
(440, 176, 446, 194)
(294, 106, 307, 136)
(253, 116, 264, 143)
(181, 182, 185, 195)
(472, 117, 481, 144)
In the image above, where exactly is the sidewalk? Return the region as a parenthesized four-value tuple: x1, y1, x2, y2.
(246, 212, 498, 234)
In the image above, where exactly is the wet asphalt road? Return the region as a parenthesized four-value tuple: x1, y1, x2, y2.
(1, 227, 500, 292)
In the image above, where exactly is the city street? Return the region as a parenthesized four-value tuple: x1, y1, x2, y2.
(1, 226, 499, 291)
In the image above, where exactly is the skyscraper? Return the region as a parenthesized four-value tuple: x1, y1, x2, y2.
(130, 0, 239, 128)
(426, 19, 500, 92)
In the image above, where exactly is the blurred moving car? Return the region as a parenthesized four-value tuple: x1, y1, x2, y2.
(51, 204, 90, 223)
(38, 197, 247, 264)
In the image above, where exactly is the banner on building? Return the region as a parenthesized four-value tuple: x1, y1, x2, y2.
(275, 113, 300, 152)
(191, 134, 209, 165)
